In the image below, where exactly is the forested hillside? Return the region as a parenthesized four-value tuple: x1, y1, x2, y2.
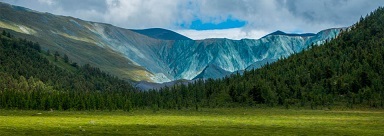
(2, 7, 384, 111)
(149, 7, 384, 109)
(0, 31, 139, 111)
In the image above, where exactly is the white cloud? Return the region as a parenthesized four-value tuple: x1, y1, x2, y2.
(37, 0, 54, 5)
(103, 0, 181, 29)
(175, 28, 269, 40)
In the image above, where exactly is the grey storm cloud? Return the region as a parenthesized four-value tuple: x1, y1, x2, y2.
(1, 0, 384, 37)
(279, 0, 382, 25)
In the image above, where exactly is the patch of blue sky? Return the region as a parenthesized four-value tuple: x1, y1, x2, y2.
(180, 17, 247, 30)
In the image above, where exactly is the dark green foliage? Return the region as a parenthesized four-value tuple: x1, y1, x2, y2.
(0, 33, 138, 111)
(3, 31, 11, 38)
(71, 62, 78, 68)
(63, 54, 69, 63)
(46, 49, 51, 56)
(54, 51, 59, 62)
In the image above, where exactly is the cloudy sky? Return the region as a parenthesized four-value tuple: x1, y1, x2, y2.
(1, 0, 383, 40)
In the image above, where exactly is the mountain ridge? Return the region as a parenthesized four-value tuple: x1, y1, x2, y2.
(266, 30, 316, 37)
(0, 2, 342, 84)
(193, 64, 232, 80)
(131, 28, 192, 40)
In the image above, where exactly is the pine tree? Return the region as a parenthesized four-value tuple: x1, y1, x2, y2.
(54, 51, 60, 62)
(63, 54, 69, 63)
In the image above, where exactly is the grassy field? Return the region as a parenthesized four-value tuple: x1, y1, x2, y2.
(0, 108, 383, 135)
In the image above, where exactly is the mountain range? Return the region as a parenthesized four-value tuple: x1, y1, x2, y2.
(0, 2, 341, 85)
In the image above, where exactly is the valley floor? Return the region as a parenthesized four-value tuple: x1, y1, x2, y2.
(0, 108, 383, 135)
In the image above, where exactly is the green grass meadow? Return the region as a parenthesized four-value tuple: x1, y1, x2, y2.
(0, 108, 383, 135)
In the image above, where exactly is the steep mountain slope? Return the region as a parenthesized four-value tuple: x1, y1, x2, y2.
(0, 2, 341, 83)
(0, 2, 155, 82)
(193, 64, 232, 80)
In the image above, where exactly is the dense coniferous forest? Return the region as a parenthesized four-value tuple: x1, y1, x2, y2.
(1, 7, 384, 111)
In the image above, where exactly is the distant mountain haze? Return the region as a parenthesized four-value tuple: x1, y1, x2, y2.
(0, 2, 341, 84)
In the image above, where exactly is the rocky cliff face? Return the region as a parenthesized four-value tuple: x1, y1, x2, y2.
(138, 28, 340, 82)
